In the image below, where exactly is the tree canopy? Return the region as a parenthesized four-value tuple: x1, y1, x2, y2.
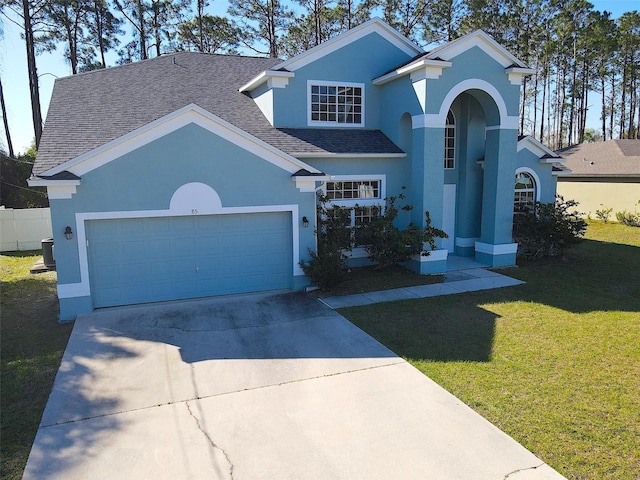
(1, 0, 639, 151)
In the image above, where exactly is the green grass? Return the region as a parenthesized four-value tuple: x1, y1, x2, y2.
(340, 222, 640, 480)
(0, 252, 73, 480)
(319, 264, 443, 296)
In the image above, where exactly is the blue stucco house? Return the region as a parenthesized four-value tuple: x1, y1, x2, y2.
(29, 18, 564, 321)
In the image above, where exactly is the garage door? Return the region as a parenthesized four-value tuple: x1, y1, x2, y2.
(86, 212, 292, 308)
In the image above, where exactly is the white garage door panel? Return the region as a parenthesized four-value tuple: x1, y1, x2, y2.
(87, 212, 292, 308)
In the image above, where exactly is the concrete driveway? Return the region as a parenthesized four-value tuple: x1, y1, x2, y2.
(24, 291, 565, 479)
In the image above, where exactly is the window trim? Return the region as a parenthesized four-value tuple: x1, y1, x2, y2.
(514, 167, 541, 211)
(322, 175, 385, 246)
(323, 175, 385, 208)
(444, 110, 455, 169)
(307, 80, 365, 127)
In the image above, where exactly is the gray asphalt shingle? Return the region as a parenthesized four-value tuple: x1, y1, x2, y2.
(556, 140, 640, 177)
(34, 52, 403, 176)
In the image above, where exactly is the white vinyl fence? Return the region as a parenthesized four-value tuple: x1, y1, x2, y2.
(0, 207, 52, 252)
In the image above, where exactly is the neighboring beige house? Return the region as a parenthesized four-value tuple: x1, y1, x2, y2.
(556, 140, 640, 217)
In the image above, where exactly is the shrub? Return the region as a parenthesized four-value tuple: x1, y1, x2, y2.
(364, 191, 447, 269)
(616, 201, 640, 227)
(595, 205, 613, 223)
(301, 189, 448, 288)
(513, 196, 587, 258)
(300, 192, 353, 289)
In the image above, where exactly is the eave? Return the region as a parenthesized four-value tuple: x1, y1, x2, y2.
(238, 70, 295, 93)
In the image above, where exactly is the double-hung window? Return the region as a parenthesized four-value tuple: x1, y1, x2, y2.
(514, 171, 537, 212)
(309, 81, 364, 126)
(324, 177, 384, 246)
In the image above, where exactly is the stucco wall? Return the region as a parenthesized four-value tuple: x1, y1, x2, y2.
(557, 180, 640, 218)
(50, 123, 317, 320)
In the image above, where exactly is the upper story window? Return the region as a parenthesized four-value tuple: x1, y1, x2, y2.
(444, 110, 455, 169)
(309, 81, 364, 126)
(514, 171, 537, 212)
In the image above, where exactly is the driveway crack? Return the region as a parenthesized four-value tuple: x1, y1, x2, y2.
(185, 400, 234, 479)
(504, 463, 545, 479)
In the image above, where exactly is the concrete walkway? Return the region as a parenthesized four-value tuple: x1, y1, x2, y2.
(23, 290, 566, 480)
(320, 268, 524, 309)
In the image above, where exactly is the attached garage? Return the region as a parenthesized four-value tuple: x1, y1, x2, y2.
(86, 212, 293, 308)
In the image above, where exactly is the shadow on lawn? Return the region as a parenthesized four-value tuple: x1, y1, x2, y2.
(344, 238, 640, 363)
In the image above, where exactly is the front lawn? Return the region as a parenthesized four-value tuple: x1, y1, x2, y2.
(0, 252, 73, 480)
(340, 221, 640, 480)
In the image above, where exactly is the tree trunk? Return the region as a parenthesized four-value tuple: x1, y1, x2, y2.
(609, 73, 615, 140)
(22, 0, 43, 148)
(601, 76, 607, 141)
(0, 78, 15, 158)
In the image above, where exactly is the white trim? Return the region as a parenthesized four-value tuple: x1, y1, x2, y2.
(374, 59, 452, 86)
(58, 282, 90, 299)
(46, 185, 78, 199)
(455, 237, 479, 248)
(475, 241, 518, 255)
(411, 79, 516, 130)
(322, 174, 386, 207)
(293, 177, 329, 192)
(291, 152, 405, 159)
(426, 30, 527, 69)
(412, 249, 448, 262)
(238, 70, 295, 93)
(515, 167, 541, 202)
(39, 104, 322, 178)
(273, 18, 423, 72)
(440, 79, 509, 127)
(28, 178, 80, 187)
(307, 80, 365, 127)
(60, 184, 305, 300)
(517, 135, 562, 162)
(506, 67, 536, 85)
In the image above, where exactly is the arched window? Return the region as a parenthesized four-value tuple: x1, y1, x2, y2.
(444, 111, 455, 169)
(514, 171, 536, 211)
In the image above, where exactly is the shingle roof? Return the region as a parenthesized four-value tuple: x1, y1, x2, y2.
(34, 52, 403, 176)
(555, 140, 640, 177)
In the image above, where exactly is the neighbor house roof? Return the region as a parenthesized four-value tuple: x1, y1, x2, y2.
(555, 140, 640, 178)
(33, 52, 402, 176)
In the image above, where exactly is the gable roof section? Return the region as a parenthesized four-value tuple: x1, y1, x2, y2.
(34, 51, 404, 177)
(517, 135, 561, 163)
(34, 105, 323, 182)
(555, 140, 640, 178)
(273, 18, 423, 72)
(424, 30, 527, 68)
(373, 29, 533, 85)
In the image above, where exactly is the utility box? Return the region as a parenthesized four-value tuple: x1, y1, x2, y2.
(42, 238, 56, 269)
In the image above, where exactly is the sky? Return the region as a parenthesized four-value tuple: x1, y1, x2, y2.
(1, 0, 638, 155)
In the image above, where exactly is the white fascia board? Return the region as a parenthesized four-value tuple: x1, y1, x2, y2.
(39, 104, 322, 178)
(373, 59, 452, 86)
(273, 18, 423, 72)
(27, 178, 80, 187)
(517, 135, 561, 160)
(238, 70, 295, 93)
(552, 169, 573, 177)
(291, 152, 406, 159)
(427, 30, 527, 69)
(506, 66, 536, 85)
